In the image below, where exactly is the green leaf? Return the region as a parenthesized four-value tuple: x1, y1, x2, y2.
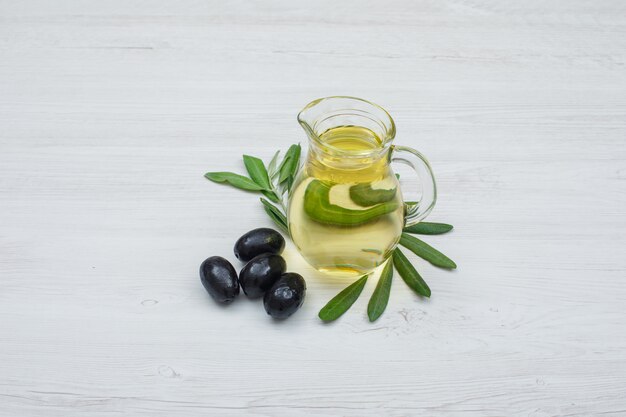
(204, 172, 265, 191)
(304, 180, 398, 226)
(399, 233, 457, 270)
(261, 190, 280, 203)
(349, 183, 397, 207)
(277, 153, 293, 183)
(277, 154, 291, 179)
(393, 248, 431, 297)
(288, 144, 301, 178)
(267, 150, 280, 177)
(318, 275, 368, 322)
(243, 155, 271, 190)
(263, 206, 288, 233)
(260, 198, 288, 233)
(367, 261, 393, 322)
(279, 144, 301, 184)
(404, 222, 454, 235)
(286, 174, 296, 193)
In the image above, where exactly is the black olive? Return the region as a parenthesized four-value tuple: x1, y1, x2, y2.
(234, 228, 285, 262)
(263, 273, 306, 319)
(199, 256, 239, 303)
(239, 254, 286, 298)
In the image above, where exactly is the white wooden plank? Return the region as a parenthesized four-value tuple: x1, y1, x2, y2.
(1, 0, 625, 415)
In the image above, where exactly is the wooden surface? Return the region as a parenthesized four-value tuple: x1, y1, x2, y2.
(1, 1, 625, 415)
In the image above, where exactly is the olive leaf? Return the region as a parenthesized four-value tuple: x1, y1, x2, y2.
(404, 222, 453, 235)
(349, 183, 397, 207)
(243, 155, 271, 189)
(399, 233, 457, 270)
(260, 198, 288, 233)
(318, 275, 368, 322)
(304, 180, 398, 226)
(288, 144, 302, 179)
(286, 174, 296, 193)
(279, 144, 301, 184)
(367, 260, 393, 322)
(393, 248, 431, 297)
(277, 150, 293, 183)
(243, 155, 281, 203)
(204, 172, 266, 191)
(267, 150, 281, 178)
(261, 190, 280, 203)
(277, 145, 292, 172)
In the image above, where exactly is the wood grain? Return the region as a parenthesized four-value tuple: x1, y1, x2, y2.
(1, 0, 625, 415)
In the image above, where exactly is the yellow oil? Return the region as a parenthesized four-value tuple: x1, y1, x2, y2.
(288, 126, 404, 277)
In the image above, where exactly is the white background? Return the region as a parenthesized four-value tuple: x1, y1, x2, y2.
(1, 1, 625, 416)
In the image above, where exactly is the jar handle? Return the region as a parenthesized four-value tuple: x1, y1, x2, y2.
(390, 145, 437, 227)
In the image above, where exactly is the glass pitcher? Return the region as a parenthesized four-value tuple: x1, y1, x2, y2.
(288, 96, 437, 277)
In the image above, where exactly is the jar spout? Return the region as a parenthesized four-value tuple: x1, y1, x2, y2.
(297, 100, 322, 143)
(297, 96, 396, 153)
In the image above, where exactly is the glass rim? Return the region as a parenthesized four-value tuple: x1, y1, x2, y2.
(297, 96, 396, 157)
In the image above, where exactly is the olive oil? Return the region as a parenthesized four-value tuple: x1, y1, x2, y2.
(288, 126, 404, 277)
